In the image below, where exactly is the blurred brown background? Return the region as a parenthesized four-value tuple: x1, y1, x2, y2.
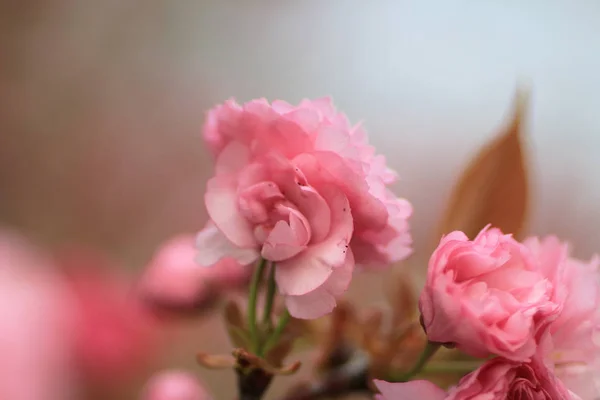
(1, 1, 599, 398)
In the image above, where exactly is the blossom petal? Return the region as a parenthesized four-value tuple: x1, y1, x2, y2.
(293, 185, 331, 243)
(276, 188, 353, 296)
(284, 108, 320, 133)
(284, 249, 354, 319)
(275, 254, 333, 296)
(321, 248, 354, 296)
(203, 99, 243, 155)
(196, 222, 259, 267)
(261, 213, 309, 261)
(261, 154, 331, 243)
(205, 176, 256, 248)
(285, 285, 335, 320)
(294, 151, 388, 231)
(373, 380, 446, 400)
(215, 142, 250, 176)
(238, 181, 284, 224)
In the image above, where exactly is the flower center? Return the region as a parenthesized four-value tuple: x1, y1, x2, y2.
(237, 180, 312, 261)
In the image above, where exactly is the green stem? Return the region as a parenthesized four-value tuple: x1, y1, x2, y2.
(248, 258, 267, 353)
(393, 341, 441, 382)
(261, 309, 291, 356)
(262, 263, 276, 327)
(419, 361, 482, 375)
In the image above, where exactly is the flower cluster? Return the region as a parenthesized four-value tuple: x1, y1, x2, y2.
(376, 226, 600, 399)
(6, 94, 598, 400)
(195, 97, 412, 319)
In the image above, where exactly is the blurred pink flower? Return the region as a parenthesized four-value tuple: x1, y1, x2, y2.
(55, 248, 160, 384)
(0, 230, 77, 400)
(419, 226, 562, 361)
(142, 370, 211, 400)
(525, 236, 600, 399)
(139, 233, 251, 310)
(197, 97, 412, 319)
(374, 379, 446, 400)
(0, 230, 165, 397)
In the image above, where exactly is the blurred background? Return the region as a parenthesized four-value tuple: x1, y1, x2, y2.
(1, 1, 599, 398)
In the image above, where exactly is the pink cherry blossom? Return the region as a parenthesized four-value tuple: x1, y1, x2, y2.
(525, 236, 600, 399)
(142, 370, 211, 400)
(419, 226, 562, 361)
(197, 97, 412, 319)
(139, 233, 251, 310)
(448, 356, 576, 399)
(374, 357, 577, 400)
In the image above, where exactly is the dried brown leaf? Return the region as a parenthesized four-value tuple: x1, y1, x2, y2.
(385, 273, 417, 328)
(437, 88, 530, 241)
(232, 348, 301, 376)
(196, 352, 236, 369)
(361, 309, 384, 355)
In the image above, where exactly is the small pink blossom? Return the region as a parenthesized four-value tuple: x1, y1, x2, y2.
(419, 226, 562, 361)
(374, 356, 576, 399)
(142, 370, 211, 400)
(139, 233, 251, 310)
(197, 97, 412, 319)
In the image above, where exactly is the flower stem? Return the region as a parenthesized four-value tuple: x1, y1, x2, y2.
(393, 341, 441, 382)
(262, 263, 276, 327)
(248, 258, 267, 353)
(261, 308, 291, 356)
(420, 361, 482, 375)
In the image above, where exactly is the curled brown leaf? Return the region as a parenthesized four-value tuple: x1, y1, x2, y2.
(232, 348, 301, 376)
(436, 87, 530, 241)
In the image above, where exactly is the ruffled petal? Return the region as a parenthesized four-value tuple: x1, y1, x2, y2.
(196, 222, 259, 267)
(284, 285, 336, 320)
(205, 176, 256, 248)
(261, 211, 310, 261)
(294, 151, 388, 231)
(275, 188, 353, 296)
(284, 249, 354, 319)
(215, 142, 250, 176)
(275, 252, 333, 296)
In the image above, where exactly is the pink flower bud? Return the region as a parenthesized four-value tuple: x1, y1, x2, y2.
(139, 235, 213, 308)
(138, 233, 252, 311)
